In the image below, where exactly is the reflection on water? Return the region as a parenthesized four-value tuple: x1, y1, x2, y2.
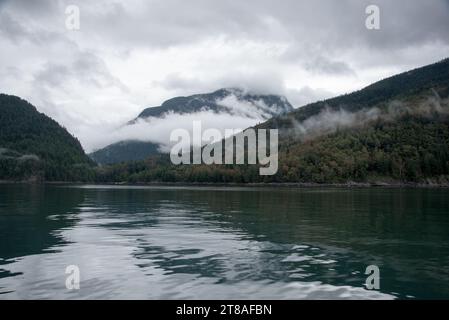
(0, 184, 448, 299)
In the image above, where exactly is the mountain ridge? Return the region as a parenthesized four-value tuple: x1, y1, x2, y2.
(258, 58, 449, 131)
(132, 88, 294, 122)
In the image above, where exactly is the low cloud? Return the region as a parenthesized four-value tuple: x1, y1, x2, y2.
(288, 90, 449, 141)
(85, 110, 263, 153)
(290, 107, 381, 140)
(216, 93, 287, 119)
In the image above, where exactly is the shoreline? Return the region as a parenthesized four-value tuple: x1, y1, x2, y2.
(1, 180, 449, 188)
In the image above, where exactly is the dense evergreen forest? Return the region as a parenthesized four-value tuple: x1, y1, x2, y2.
(0, 94, 95, 181)
(1, 58, 449, 185)
(90, 140, 162, 165)
(259, 58, 449, 129)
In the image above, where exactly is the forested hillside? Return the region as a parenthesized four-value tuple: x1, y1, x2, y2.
(90, 140, 161, 165)
(0, 94, 94, 181)
(95, 59, 449, 185)
(259, 58, 449, 130)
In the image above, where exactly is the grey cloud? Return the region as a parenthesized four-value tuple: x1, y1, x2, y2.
(34, 52, 128, 92)
(286, 87, 335, 109)
(304, 57, 356, 76)
(153, 73, 209, 94)
(0, 0, 58, 14)
(218, 71, 286, 95)
(0, 11, 29, 42)
(78, 0, 449, 52)
(79, 0, 272, 48)
(3, 0, 449, 52)
(0, 8, 69, 45)
(154, 70, 286, 97)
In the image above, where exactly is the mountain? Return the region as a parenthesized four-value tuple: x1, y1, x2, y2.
(90, 140, 161, 165)
(0, 94, 94, 181)
(131, 88, 294, 122)
(95, 58, 449, 185)
(90, 88, 294, 165)
(259, 58, 449, 131)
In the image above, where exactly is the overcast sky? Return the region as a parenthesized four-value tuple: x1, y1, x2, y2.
(1, 0, 449, 151)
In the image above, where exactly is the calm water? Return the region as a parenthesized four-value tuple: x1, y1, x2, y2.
(0, 184, 449, 299)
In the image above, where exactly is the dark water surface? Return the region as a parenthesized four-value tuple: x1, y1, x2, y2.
(0, 184, 448, 299)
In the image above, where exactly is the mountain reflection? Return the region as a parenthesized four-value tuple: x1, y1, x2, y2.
(0, 184, 84, 260)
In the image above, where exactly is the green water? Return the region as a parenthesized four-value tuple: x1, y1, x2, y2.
(0, 184, 448, 299)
